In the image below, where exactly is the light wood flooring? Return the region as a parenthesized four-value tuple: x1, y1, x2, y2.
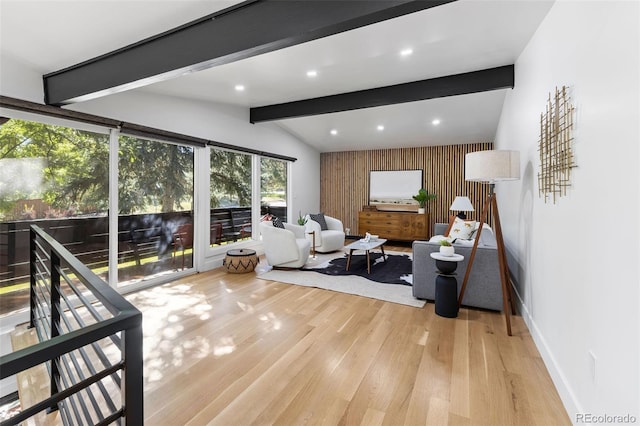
(127, 244, 570, 426)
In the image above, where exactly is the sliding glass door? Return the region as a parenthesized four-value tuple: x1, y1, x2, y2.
(117, 136, 194, 288)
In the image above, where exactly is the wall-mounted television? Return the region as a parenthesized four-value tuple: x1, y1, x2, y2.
(369, 169, 423, 211)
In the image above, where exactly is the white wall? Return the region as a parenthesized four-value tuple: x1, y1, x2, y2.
(0, 53, 45, 103)
(495, 0, 639, 422)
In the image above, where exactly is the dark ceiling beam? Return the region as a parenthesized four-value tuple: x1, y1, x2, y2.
(249, 65, 515, 123)
(43, 0, 457, 106)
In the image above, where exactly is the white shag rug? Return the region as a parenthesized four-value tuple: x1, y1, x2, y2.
(256, 250, 425, 308)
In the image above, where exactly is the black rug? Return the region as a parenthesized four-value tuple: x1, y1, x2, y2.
(304, 252, 412, 286)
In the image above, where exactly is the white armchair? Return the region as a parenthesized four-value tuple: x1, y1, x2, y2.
(259, 221, 311, 269)
(304, 214, 345, 253)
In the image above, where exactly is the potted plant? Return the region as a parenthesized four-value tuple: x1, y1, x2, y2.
(412, 188, 436, 214)
(297, 211, 308, 226)
(439, 239, 455, 256)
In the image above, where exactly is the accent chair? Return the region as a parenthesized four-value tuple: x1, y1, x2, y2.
(304, 214, 345, 253)
(259, 221, 311, 269)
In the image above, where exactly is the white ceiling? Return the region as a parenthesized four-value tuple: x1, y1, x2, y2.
(0, 0, 554, 152)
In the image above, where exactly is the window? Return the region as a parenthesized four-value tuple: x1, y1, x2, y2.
(0, 118, 109, 316)
(209, 148, 252, 246)
(260, 157, 288, 222)
(117, 136, 194, 287)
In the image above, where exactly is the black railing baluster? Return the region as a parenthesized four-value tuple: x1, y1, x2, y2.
(29, 227, 36, 328)
(49, 252, 61, 413)
(123, 321, 143, 424)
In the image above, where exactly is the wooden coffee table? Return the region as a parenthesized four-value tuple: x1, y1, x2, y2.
(345, 238, 387, 274)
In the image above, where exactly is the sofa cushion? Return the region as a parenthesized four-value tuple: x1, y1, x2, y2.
(309, 213, 328, 230)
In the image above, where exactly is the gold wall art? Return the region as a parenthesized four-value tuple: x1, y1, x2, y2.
(538, 85, 576, 203)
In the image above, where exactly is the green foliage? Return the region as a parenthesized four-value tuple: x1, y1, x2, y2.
(118, 136, 194, 214)
(210, 149, 252, 208)
(1, 119, 109, 219)
(261, 158, 286, 193)
(412, 188, 436, 207)
(297, 211, 308, 226)
(0, 118, 196, 218)
(439, 239, 452, 246)
(1, 117, 288, 221)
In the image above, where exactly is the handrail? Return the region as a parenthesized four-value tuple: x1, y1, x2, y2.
(0, 225, 143, 425)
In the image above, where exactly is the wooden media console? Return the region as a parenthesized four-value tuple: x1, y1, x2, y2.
(358, 210, 430, 242)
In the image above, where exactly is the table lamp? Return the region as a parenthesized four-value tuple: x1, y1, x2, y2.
(449, 196, 474, 219)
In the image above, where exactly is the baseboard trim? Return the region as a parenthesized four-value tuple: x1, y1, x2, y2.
(512, 284, 581, 422)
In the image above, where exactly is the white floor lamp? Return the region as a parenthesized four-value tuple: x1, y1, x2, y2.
(459, 150, 519, 336)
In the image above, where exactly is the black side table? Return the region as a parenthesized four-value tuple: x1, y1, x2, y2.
(429, 252, 464, 318)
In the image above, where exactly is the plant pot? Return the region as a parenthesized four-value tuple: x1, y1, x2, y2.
(418, 207, 425, 214)
(439, 245, 455, 256)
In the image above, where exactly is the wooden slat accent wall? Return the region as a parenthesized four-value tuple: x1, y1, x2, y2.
(320, 143, 493, 237)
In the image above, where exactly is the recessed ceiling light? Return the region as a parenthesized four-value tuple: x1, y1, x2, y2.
(234, 84, 245, 91)
(400, 48, 413, 56)
(377, 125, 385, 131)
(306, 70, 318, 78)
(432, 119, 441, 125)
(330, 129, 338, 135)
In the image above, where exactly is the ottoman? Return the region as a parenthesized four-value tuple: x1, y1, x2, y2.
(223, 249, 259, 273)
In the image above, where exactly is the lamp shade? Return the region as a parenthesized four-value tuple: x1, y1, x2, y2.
(449, 196, 474, 212)
(465, 150, 520, 183)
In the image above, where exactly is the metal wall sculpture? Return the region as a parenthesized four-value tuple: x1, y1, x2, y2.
(538, 85, 576, 203)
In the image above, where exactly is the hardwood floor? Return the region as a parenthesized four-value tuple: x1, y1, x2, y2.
(128, 244, 570, 426)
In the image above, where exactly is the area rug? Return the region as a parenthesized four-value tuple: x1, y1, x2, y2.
(257, 250, 425, 308)
(304, 251, 412, 285)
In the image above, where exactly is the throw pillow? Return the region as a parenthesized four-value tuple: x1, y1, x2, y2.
(443, 215, 456, 236)
(448, 217, 476, 240)
(271, 216, 285, 229)
(309, 213, 328, 230)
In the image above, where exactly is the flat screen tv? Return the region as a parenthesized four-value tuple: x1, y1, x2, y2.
(369, 169, 423, 210)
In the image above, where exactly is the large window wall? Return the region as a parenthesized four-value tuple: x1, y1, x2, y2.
(0, 112, 291, 318)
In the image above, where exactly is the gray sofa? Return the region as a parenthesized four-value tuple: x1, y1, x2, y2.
(412, 223, 503, 311)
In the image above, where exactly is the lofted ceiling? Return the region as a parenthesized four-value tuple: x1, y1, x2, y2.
(0, 0, 554, 152)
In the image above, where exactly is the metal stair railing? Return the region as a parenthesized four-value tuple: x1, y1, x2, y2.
(0, 225, 143, 425)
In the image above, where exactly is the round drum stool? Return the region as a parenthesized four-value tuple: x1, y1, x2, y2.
(223, 249, 259, 273)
